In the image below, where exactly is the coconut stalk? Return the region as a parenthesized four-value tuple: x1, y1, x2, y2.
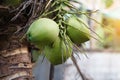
(71, 54, 89, 80)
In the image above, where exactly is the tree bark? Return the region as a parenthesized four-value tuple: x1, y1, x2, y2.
(0, 46, 33, 80)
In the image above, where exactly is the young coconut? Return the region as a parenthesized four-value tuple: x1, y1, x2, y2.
(27, 18, 59, 49)
(44, 37, 73, 65)
(66, 16, 90, 45)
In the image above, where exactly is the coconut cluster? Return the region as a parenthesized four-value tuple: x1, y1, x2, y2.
(27, 17, 90, 65)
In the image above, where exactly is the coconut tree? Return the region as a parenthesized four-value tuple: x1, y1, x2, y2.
(0, 0, 48, 79)
(0, 0, 92, 80)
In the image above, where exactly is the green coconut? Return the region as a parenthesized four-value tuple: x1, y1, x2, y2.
(44, 37, 72, 65)
(66, 17, 90, 45)
(27, 18, 59, 48)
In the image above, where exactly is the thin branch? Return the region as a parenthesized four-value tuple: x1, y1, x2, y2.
(11, 0, 32, 21)
(71, 54, 88, 80)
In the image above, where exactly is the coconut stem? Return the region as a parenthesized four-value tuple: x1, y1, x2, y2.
(71, 54, 88, 80)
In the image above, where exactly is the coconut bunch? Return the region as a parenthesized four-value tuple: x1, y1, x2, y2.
(26, 0, 91, 65)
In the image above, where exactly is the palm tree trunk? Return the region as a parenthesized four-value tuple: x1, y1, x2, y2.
(0, 46, 33, 80)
